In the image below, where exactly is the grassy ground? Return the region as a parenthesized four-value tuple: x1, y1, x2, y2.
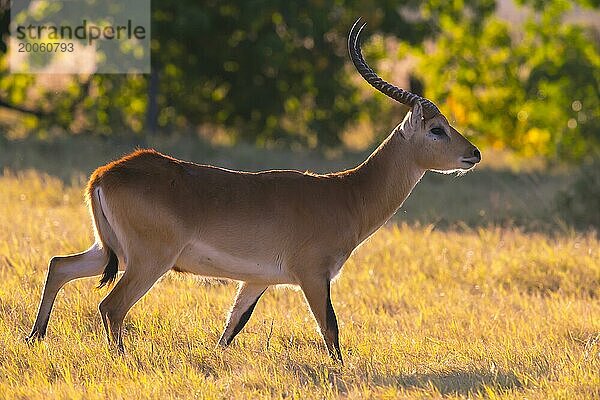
(0, 138, 598, 399)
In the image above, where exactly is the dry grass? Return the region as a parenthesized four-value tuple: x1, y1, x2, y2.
(0, 170, 598, 399)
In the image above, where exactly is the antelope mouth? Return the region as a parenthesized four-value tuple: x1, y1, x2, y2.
(460, 157, 480, 168)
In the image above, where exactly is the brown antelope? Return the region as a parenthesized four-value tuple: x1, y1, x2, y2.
(27, 19, 480, 362)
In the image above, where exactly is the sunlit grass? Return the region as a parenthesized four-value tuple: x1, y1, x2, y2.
(0, 171, 598, 399)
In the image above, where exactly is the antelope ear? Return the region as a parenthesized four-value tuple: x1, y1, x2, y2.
(397, 100, 424, 139)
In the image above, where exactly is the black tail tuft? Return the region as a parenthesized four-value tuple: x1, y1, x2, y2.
(97, 247, 118, 289)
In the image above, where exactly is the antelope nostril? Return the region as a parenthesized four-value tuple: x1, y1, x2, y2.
(473, 149, 481, 161)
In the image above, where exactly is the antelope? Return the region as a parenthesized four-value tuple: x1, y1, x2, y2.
(27, 19, 481, 362)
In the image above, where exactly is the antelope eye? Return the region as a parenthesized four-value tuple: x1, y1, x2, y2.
(430, 127, 446, 136)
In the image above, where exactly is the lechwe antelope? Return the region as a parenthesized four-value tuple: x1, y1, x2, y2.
(28, 19, 480, 361)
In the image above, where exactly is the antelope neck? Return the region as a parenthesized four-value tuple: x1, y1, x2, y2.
(346, 131, 425, 243)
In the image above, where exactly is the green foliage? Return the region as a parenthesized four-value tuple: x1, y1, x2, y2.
(0, 0, 599, 159)
(0, 1, 496, 144)
(412, 1, 600, 160)
(517, 0, 600, 10)
(146, 0, 497, 146)
(151, 1, 355, 146)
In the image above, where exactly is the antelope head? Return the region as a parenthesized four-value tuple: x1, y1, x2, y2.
(349, 19, 481, 173)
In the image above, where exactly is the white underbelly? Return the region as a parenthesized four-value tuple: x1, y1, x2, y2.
(173, 239, 293, 284)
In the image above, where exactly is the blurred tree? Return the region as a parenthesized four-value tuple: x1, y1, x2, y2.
(412, 0, 600, 160)
(148, 0, 497, 147)
(0, 0, 496, 145)
(0, 0, 598, 160)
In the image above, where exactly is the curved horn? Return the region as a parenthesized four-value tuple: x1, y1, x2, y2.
(348, 18, 440, 119)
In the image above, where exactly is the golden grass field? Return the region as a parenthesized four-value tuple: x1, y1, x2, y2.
(0, 164, 598, 399)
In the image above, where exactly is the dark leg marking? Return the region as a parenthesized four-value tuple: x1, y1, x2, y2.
(225, 288, 266, 346)
(326, 280, 343, 362)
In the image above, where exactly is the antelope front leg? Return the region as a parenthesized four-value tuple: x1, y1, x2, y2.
(218, 282, 268, 348)
(300, 277, 343, 363)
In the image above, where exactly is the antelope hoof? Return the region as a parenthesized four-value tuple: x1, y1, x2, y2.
(25, 328, 45, 343)
(329, 352, 344, 365)
(110, 343, 126, 356)
(105, 341, 126, 356)
(216, 337, 230, 349)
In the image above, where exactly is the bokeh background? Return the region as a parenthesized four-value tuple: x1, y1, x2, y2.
(1, 0, 599, 153)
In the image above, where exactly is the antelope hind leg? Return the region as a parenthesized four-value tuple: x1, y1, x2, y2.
(218, 282, 268, 348)
(27, 244, 109, 341)
(98, 252, 176, 354)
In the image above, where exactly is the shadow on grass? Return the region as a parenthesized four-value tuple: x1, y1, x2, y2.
(386, 369, 523, 396)
(285, 357, 524, 397)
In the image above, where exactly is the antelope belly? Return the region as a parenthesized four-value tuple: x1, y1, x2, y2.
(173, 239, 292, 284)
